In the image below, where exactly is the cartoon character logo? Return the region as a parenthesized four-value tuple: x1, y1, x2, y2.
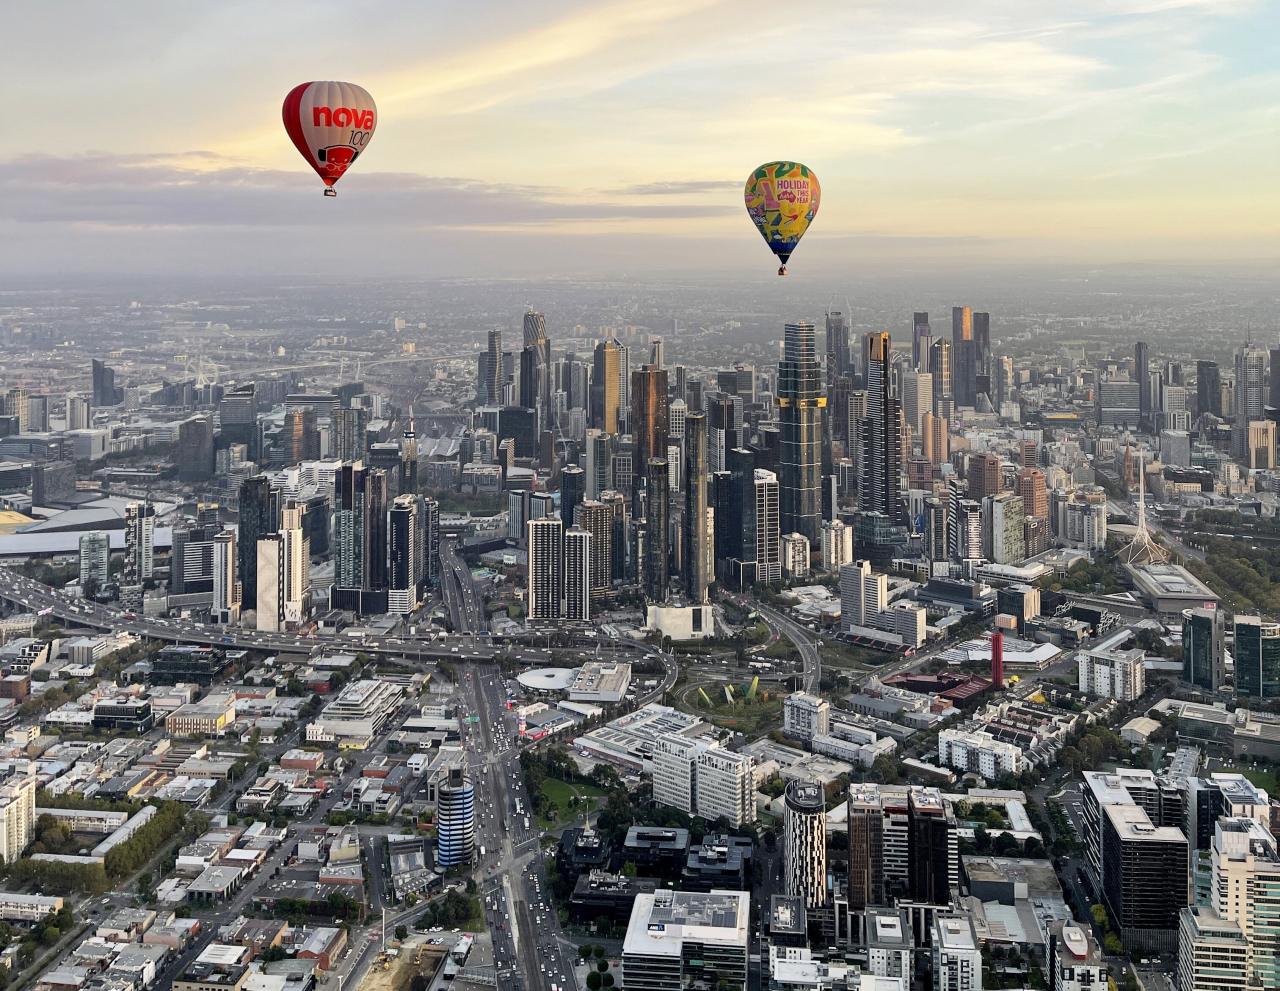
(316, 145, 359, 181)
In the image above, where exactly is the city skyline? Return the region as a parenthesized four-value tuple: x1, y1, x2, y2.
(3, 2, 1278, 279)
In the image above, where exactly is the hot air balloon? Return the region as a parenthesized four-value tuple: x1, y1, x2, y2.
(282, 81, 378, 196)
(744, 161, 820, 275)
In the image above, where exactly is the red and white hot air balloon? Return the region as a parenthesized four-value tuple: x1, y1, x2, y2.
(282, 81, 377, 196)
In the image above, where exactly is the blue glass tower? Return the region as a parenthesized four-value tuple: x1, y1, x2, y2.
(436, 765, 475, 867)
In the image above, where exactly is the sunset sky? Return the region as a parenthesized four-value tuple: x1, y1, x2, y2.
(4, 0, 1277, 279)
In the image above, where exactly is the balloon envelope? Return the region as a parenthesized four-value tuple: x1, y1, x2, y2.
(744, 162, 820, 270)
(283, 81, 377, 193)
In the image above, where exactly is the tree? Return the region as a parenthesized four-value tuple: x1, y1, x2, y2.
(580, 946, 593, 960)
(594, 945, 606, 959)
(586, 973, 602, 991)
(395, 925, 408, 941)
(620, 861, 637, 878)
(1104, 933, 1123, 955)
(597, 960, 609, 973)
(602, 977, 614, 988)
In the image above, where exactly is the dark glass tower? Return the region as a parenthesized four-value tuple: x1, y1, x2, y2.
(1182, 607, 1224, 692)
(631, 364, 669, 513)
(521, 311, 552, 432)
(1135, 341, 1151, 424)
(1197, 360, 1221, 418)
(561, 465, 585, 529)
(684, 411, 710, 603)
(778, 321, 823, 544)
(237, 475, 274, 611)
(859, 333, 904, 525)
(643, 457, 669, 603)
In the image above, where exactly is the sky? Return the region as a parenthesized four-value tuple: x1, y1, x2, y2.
(2, 0, 1278, 281)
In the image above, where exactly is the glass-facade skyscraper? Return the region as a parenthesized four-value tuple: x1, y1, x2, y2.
(436, 765, 475, 867)
(778, 322, 823, 544)
(1234, 615, 1280, 699)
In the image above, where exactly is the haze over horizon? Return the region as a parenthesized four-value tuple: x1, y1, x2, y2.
(3, 0, 1278, 281)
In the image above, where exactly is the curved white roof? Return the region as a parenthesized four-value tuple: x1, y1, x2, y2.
(516, 667, 578, 691)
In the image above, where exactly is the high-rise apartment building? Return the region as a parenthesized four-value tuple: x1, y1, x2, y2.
(78, 531, 110, 595)
(826, 310, 850, 382)
(591, 340, 620, 432)
(1197, 360, 1222, 418)
(782, 692, 830, 742)
(564, 526, 592, 621)
(840, 559, 886, 630)
(631, 365, 669, 512)
(652, 737, 702, 815)
(929, 338, 952, 415)
(480, 329, 503, 406)
(527, 517, 564, 621)
(388, 494, 422, 615)
(847, 784, 885, 909)
(1017, 467, 1048, 519)
(1210, 817, 1280, 989)
(576, 500, 613, 603)
(1078, 644, 1146, 700)
(990, 493, 1025, 565)
(751, 469, 781, 585)
(332, 407, 368, 463)
(912, 312, 931, 369)
(643, 457, 670, 602)
(859, 333, 903, 525)
(212, 530, 240, 625)
(684, 411, 711, 602)
(922, 411, 948, 466)
(952, 306, 974, 408)
(777, 321, 823, 544)
(0, 776, 37, 864)
(333, 463, 388, 605)
(933, 917, 981, 991)
(695, 749, 756, 828)
(123, 501, 155, 588)
(257, 500, 308, 632)
(436, 766, 476, 867)
(178, 416, 215, 483)
(821, 519, 853, 574)
(237, 475, 274, 612)
(901, 371, 931, 435)
(783, 781, 827, 909)
(1177, 906, 1248, 991)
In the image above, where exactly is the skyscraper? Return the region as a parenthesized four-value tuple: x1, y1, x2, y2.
(826, 309, 850, 382)
(257, 501, 309, 632)
(177, 416, 215, 483)
(969, 452, 1002, 502)
(684, 411, 711, 603)
(1197, 360, 1222, 418)
(520, 311, 552, 432)
(591, 340, 620, 432)
(751, 469, 781, 585)
(912, 312, 932, 370)
(332, 407, 368, 462)
(212, 530, 240, 624)
(972, 311, 991, 402)
(1233, 345, 1266, 459)
(564, 527, 592, 621)
(644, 457, 669, 602)
(859, 333, 903, 524)
(91, 358, 122, 408)
(631, 365, 669, 512)
(237, 475, 274, 612)
(436, 766, 476, 867)
(527, 517, 564, 621)
(388, 494, 422, 614)
(334, 463, 388, 609)
(901, 371, 932, 435)
(577, 500, 613, 603)
(123, 502, 155, 587)
(480, 328, 503, 405)
(952, 307, 974, 407)
(422, 496, 440, 585)
(78, 531, 109, 595)
(283, 406, 319, 465)
(929, 337, 952, 416)
(561, 465, 585, 529)
(1135, 341, 1152, 426)
(777, 321, 823, 545)
(784, 781, 827, 909)
(848, 784, 885, 909)
(1182, 607, 1225, 692)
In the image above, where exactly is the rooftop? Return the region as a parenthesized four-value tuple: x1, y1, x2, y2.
(622, 890, 749, 958)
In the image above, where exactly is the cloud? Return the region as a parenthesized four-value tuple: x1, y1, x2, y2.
(615, 180, 741, 195)
(0, 153, 737, 229)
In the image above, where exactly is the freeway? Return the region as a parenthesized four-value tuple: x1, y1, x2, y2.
(755, 603, 821, 694)
(440, 538, 485, 634)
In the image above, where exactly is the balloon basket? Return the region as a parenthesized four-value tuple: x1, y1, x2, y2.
(778, 266, 787, 276)
(323, 188, 337, 197)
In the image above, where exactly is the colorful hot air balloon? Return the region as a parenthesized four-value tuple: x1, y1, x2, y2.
(282, 81, 378, 196)
(744, 161, 820, 275)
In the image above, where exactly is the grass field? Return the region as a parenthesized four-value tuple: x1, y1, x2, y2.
(1228, 766, 1280, 797)
(540, 778, 606, 824)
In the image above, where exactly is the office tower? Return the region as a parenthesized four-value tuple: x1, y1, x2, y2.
(520, 310, 552, 431)
(2, 388, 26, 432)
(585, 430, 614, 498)
(969, 452, 1002, 501)
(388, 494, 422, 614)
(177, 416, 215, 483)
(717, 365, 756, 402)
(668, 401, 688, 447)
(708, 394, 738, 473)
(695, 749, 756, 828)
(1135, 341, 1151, 425)
(527, 517, 564, 620)
(973, 311, 991, 400)
(643, 457, 670, 602)
(78, 531, 110, 596)
(237, 475, 274, 611)
(30, 462, 73, 508)
(859, 333, 904, 524)
(564, 527, 592, 621)
(1232, 615, 1280, 699)
(1177, 907, 1248, 991)
(1182, 607, 1225, 692)
(782, 692, 829, 742)
(847, 784, 885, 909)
(282, 406, 319, 465)
(479, 329, 502, 405)
(436, 766, 476, 867)
(91, 358, 122, 407)
(1209, 818, 1280, 989)
(912, 312, 931, 369)
(649, 337, 664, 368)
(776, 321, 823, 544)
(925, 497, 949, 565)
(952, 306, 974, 407)
(560, 465, 585, 529)
(1016, 467, 1048, 519)
(784, 781, 827, 909)
(66, 396, 89, 430)
(909, 787, 958, 904)
(921, 412, 948, 466)
(123, 502, 154, 590)
(631, 364, 669, 507)
(901, 371, 931, 436)
(929, 337, 952, 414)
(577, 500, 613, 602)
(1233, 345, 1267, 458)
(826, 310, 850, 382)
(995, 355, 1015, 407)
(684, 411, 711, 602)
(530, 492, 555, 522)
(332, 407, 367, 462)
(508, 490, 529, 541)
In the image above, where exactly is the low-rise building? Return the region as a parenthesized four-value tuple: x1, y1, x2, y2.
(622, 890, 749, 991)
